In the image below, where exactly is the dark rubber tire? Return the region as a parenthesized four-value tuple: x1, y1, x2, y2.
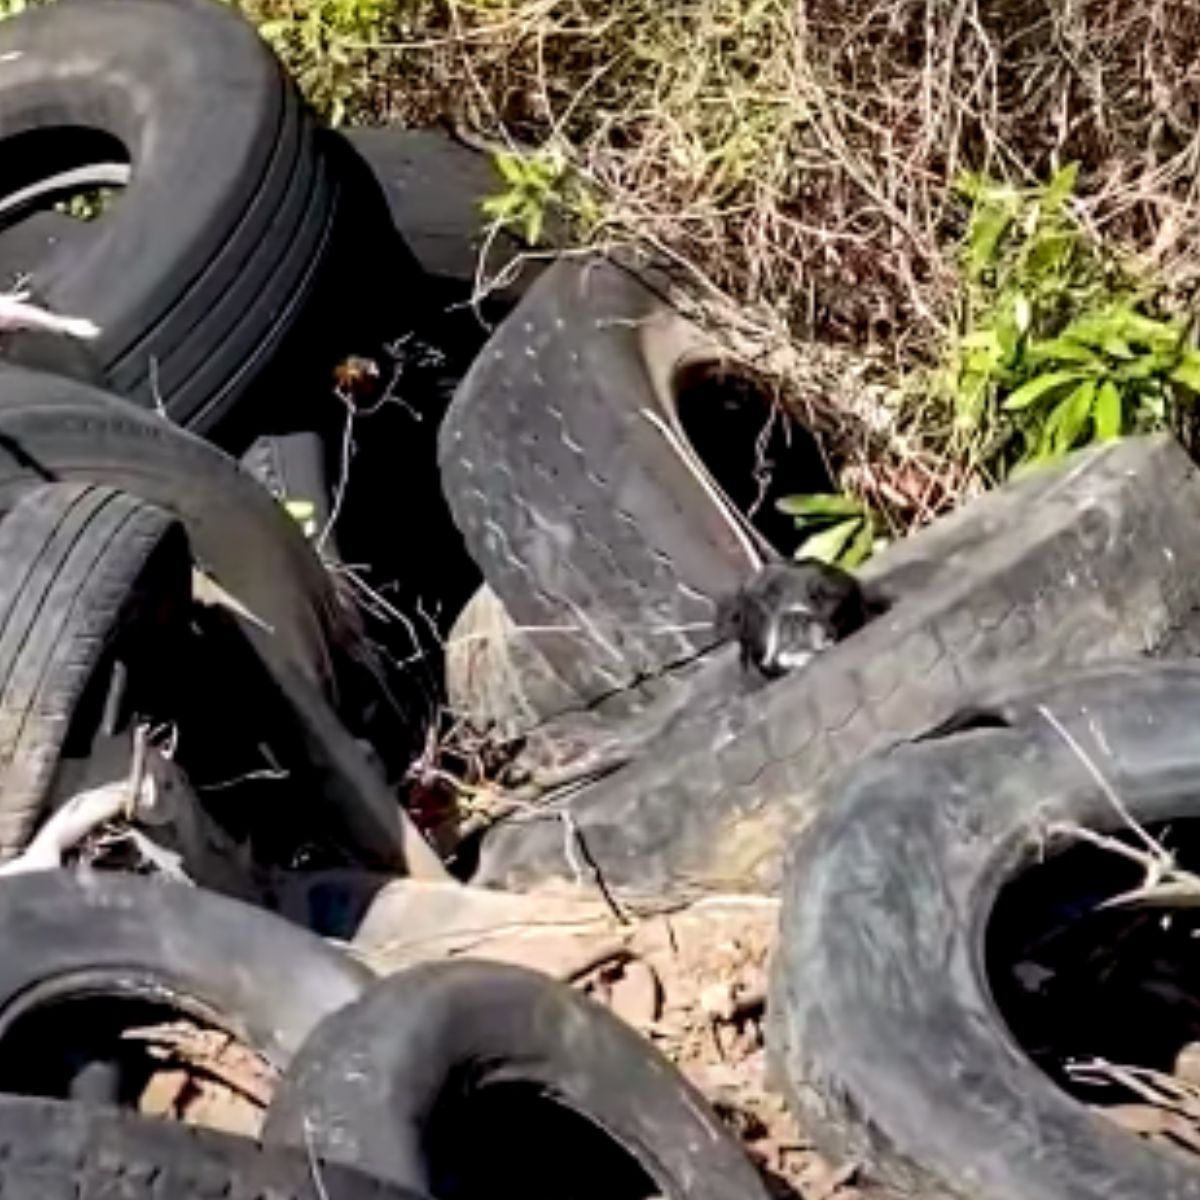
(439, 257, 753, 706)
(0, 366, 349, 690)
(263, 959, 771, 1200)
(0, 870, 371, 1069)
(474, 434, 1200, 895)
(768, 659, 1200, 1200)
(0, 1093, 413, 1199)
(0, 482, 187, 857)
(0, 0, 337, 435)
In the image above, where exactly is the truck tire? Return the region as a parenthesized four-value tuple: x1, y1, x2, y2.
(0, 482, 187, 857)
(474, 434, 1200, 895)
(769, 659, 1200, 1200)
(0, 0, 337, 436)
(264, 959, 771, 1200)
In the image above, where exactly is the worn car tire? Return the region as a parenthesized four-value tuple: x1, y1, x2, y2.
(768, 659, 1200, 1200)
(0, 1093, 410, 1199)
(439, 257, 754, 706)
(264, 959, 770, 1200)
(0, 482, 188, 857)
(0, 366, 350, 689)
(0, 0, 337, 435)
(475, 434, 1200, 895)
(0, 871, 370, 1073)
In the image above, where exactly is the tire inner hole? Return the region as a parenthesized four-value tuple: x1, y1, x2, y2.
(988, 817, 1200, 1151)
(0, 987, 272, 1134)
(672, 361, 834, 557)
(0, 126, 129, 283)
(423, 1078, 662, 1200)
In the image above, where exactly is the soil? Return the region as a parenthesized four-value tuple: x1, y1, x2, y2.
(576, 900, 866, 1200)
(127, 1020, 275, 1138)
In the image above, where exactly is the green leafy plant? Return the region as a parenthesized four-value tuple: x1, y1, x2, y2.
(777, 493, 883, 569)
(481, 148, 599, 246)
(250, 0, 389, 124)
(942, 164, 1200, 473)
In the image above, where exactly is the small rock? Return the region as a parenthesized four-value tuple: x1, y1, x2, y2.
(609, 959, 660, 1028)
(1176, 1041, 1200, 1085)
(700, 981, 737, 1022)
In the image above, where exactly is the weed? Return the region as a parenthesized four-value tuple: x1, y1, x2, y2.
(936, 166, 1200, 477)
(777, 492, 884, 570)
(480, 146, 598, 245)
(237, 0, 391, 125)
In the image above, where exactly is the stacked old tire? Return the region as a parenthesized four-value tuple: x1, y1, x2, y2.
(0, 3, 783, 1198)
(435, 251, 1200, 1199)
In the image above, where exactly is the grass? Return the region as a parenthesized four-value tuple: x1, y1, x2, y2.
(229, 0, 1200, 530)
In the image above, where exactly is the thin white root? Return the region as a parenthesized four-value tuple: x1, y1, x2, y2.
(0, 290, 99, 340)
(0, 725, 159, 877)
(0, 779, 143, 876)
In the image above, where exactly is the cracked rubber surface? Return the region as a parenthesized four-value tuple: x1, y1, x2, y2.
(475, 435, 1200, 894)
(439, 257, 753, 710)
(769, 659, 1200, 1200)
(0, 482, 185, 857)
(0, 1092, 413, 1199)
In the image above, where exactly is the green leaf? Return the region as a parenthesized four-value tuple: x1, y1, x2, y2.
(1111, 308, 1182, 349)
(1002, 370, 1083, 411)
(1094, 380, 1122, 440)
(795, 518, 861, 565)
(493, 151, 526, 185)
(1054, 379, 1097, 453)
(994, 310, 1022, 362)
(1170, 353, 1200, 393)
(523, 204, 544, 246)
(960, 329, 1001, 352)
(1100, 334, 1133, 360)
(1023, 337, 1098, 367)
(1012, 292, 1032, 334)
(1044, 161, 1080, 210)
(777, 493, 864, 518)
(480, 193, 521, 221)
(966, 206, 1013, 278)
(841, 518, 876, 569)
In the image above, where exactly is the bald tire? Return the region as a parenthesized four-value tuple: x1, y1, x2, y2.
(0, 482, 187, 857)
(439, 257, 744, 710)
(475, 435, 1200, 896)
(769, 661, 1200, 1200)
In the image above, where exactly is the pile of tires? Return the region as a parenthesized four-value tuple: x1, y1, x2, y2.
(433, 257, 1200, 1195)
(1, 0, 1199, 1195)
(437, 256, 1200, 896)
(0, 3, 783, 1196)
